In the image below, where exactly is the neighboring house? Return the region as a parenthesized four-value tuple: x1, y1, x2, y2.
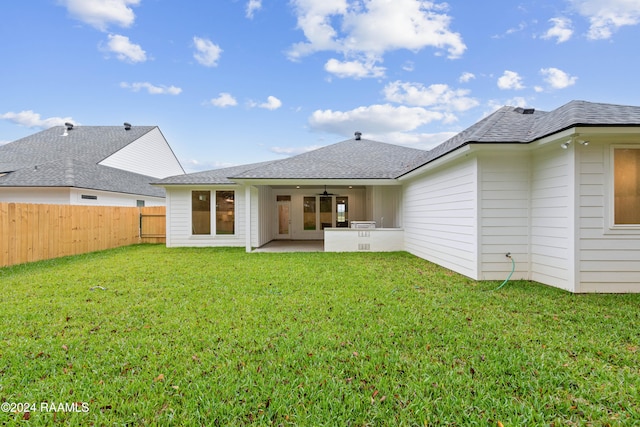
(155, 100, 640, 293)
(0, 123, 185, 206)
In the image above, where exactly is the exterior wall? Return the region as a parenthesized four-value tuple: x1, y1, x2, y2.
(69, 188, 164, 207)
(530, 145, 575, 292)
(0, 188, 71, 204)
(0, 187, 164, 207)
(164, 186, 246, 247)
(402, 157, 479, 279)
(252, 185, 273, 248)
(577, 139, 640, 292)
(478, 151, 531, 281)
(99, 127, 184, 179)
(325, 228, 404, 252)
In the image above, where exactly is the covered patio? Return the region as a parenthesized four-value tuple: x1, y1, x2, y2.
(252, 240, 324, 252)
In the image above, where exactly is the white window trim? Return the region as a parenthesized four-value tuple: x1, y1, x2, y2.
(190, 189, 237, 237)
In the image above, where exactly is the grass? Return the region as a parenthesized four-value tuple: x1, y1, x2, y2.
(0, 245, 638, 426)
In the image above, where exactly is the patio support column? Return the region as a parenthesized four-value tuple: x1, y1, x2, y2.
(245, 185, 252, 252)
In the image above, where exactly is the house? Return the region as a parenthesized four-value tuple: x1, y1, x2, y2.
(0, 123, 185, 206)
(155, 100, 640, 293)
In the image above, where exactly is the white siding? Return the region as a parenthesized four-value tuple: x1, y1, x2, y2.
(530, 146, 574, 291)
(165, 186, 246, 247)
(577, 141, 640, 292)
(0, 188, 71, 204)
(478, 152, 531, 280)
(402, 158, 479, 279)
(0, 187, 163, 207)
(69, 188, 164, 207)
(99, 127, 184, 179)
(252, 185, 273, 248)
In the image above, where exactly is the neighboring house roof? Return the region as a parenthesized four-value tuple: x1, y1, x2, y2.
(0, 159, 165, 197)
(155, 100, 640, 186)
(0, 125, 169, 197)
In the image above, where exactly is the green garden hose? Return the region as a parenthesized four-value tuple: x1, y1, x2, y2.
(493, 253, 515, 291)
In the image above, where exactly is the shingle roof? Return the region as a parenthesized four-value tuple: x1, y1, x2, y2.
(0, 125, 165, 197)
(154, 161, 277, 185)
(229, 138, 428, 179)
(405, 100, 640, 174)
(0, 159, 165, 197)
(155, 100, 640, 186)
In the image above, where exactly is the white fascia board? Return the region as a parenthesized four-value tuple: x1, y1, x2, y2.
(228, 178, 400, 186)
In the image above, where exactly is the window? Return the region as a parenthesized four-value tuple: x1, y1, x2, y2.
(81, 194, 97, 200)
(136, 200, 145, 207)
(320, 196, 332, 229)
(192, 191, 211, 235)
(216, 191, 235, 235)
(614, 148, 640, 225)
(336, 196, 348, 227)
(303, 197, 316, 230)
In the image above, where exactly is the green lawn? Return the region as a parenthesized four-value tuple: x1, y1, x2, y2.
(1, 245, 638, 426)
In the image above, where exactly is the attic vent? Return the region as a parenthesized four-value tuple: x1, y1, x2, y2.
(124, 122, 132, 130)
(65, 122, 74, 131)
(514, 107, 535, 114)
(354, 131, 362, 140)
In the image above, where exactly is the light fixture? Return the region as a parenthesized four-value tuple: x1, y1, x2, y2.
(560, 140, 571, 149)
(578, 140, 589, 146)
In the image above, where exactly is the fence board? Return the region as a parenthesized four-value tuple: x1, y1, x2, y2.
(0, 203, 166, 268)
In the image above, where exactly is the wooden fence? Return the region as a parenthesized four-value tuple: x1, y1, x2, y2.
(0, 203, 165, 268)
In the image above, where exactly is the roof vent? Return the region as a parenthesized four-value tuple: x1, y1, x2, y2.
(354, 131, 362, 140)
(65, 122, 74, 131)
(514, 107, 535, 114)
(124, 122, 132, 130)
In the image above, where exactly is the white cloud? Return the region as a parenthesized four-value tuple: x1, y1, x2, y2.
(571, 0, 640, 39)
(246, 0, 262, 18)
(193, 36, 222, 67)
(488, 97, 529, 111)
(0, 110, 75, 129)
(497, 70, 525, 90)
(308, 104, 449, 136)
(383, 81, 479, 112)
(459, 72, 475, 83)
(104, 34, 147, 62)
(402, 61, 415, 72)
(376, 130, 458, 150)
(287, 0, 466, 74)
(259, 96, 283, 110)
(120, 82, 182, 95)
(542, 17, 574, 43)
(60, 0, 140, 31)
(208, 93, 238, 108)
(324, 58, 385, 78)
(540, 67, 578, 89)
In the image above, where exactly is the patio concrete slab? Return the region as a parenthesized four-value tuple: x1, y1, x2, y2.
(253, 240, 324, 252)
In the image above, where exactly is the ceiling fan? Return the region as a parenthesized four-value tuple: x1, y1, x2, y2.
(317, 185, 338, 196)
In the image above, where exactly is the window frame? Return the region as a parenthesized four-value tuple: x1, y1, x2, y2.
(190, 189, 236, 237)
(608, 144, 640, 232)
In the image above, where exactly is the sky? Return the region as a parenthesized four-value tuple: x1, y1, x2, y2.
(1, 0, 640, 173)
